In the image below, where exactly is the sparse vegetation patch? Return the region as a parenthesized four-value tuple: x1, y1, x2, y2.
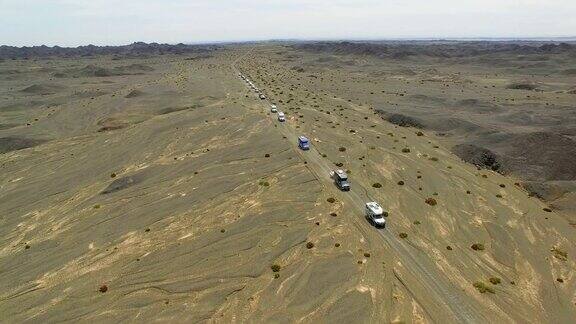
(473, 281, 495, 294)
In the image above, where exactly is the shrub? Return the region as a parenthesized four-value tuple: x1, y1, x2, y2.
(335, 162, 344, 167)
(471, 243, 485, 251)
(557, 278, 564, 283)
(489, 277, 501, 285)
(402, 148, 411, 153)
(339, 147, 346, 152)
(306, 242, 315, 249)
(499, 184, 506, 188)
(330, 212, 337, 217)
(425, 198, 437, 206)
(446, 246, 453, 250)
(274, 273, 280, 279)
(327, 197, 336, 203)
(93, 205, 101, 209)
(372, 182, 382, 188)
(399, 233, 408, 239)
(543, 208, 552, 212)
(413, 220, 421, 225)
(416, 131, 424, 136)
(473, 282, 495, 294)
(397, 181, 404, 185)
(271, 264, 281, 272)
(220, 229, 226, 233)
(551, 247, 568, 261)
(110, 173, 116, 178)
(99, 285, 108, 293)
(259, 181, 270, 186)
(364, 252, 371, 257)
(335, 243, 341, 247)
(495, 194, 503, 198)
(429, 157, 439, 162)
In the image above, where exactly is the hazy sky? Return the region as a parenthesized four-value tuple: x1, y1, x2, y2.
(2, 0, 576, 46)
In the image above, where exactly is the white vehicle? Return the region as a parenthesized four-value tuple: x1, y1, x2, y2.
(271, 104, 278, 113)
(277, 112, 285, 122)
(365, 202, 386, 228)
(259, 94, 266, 100)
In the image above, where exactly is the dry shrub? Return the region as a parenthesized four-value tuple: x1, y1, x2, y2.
(425, 198, 437, 206)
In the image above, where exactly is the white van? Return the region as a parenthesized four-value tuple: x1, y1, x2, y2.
(278, 112, 285, 122)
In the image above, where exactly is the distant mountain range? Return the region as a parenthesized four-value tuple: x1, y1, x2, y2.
(0, 42, 219, 59)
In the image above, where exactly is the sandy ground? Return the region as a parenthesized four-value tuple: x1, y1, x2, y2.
(0, 45, 575, 322)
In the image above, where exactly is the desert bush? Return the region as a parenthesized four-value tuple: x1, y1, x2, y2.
(335, 243, 341, 247)
(489, 277, 501, 285)
(93, 205, 101, 209)
(274, 273, 280, 279)
(471, 243, 485, 251)
(259, 181, 270, 186)
(264, 153, 270, 157)
(99, 285, 108, 293)
(557, 278, 564, 283)
(110, 173, 116, 178)
(429, 157, 439, 162)
(335, 162, 344, 167)
(339, 147, 346, 152)
(446, 246, 453, 250)
(372, 182, 382, 188)
(425, 198, 437, 206)
(397, 181, 405, 185)
(473, 281, 495, 294)
(306, 242, 315, 249)
(499, 184, 506, 188)
(330, 212, 337, 217)
(402, 148, 411, 153)
(271, 264, 281, 272)
(364, 252, 371, 257)
(413, 220, 421, 225)
(327, 197, 336, 203)
(416, 131, 424, 136)
(551, 247, 568, 261)
(543, 208, 552, 212)
(399, 233, 408, 239)
(495, 194, 503, 198)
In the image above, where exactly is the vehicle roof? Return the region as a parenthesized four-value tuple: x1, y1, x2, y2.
(298, 136, 309, 142)
(278, 112, 285, 115)
(366, 202, 383, 214)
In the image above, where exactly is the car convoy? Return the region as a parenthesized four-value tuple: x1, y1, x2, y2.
(237, 72, 386, 229)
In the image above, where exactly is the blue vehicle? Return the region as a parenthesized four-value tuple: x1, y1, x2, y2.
(298, 136, 310, 150)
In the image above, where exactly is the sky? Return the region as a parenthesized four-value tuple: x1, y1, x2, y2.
(1, 0, 576, 46)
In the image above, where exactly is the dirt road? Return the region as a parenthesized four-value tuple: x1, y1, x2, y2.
(233, 51, 487, 323)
